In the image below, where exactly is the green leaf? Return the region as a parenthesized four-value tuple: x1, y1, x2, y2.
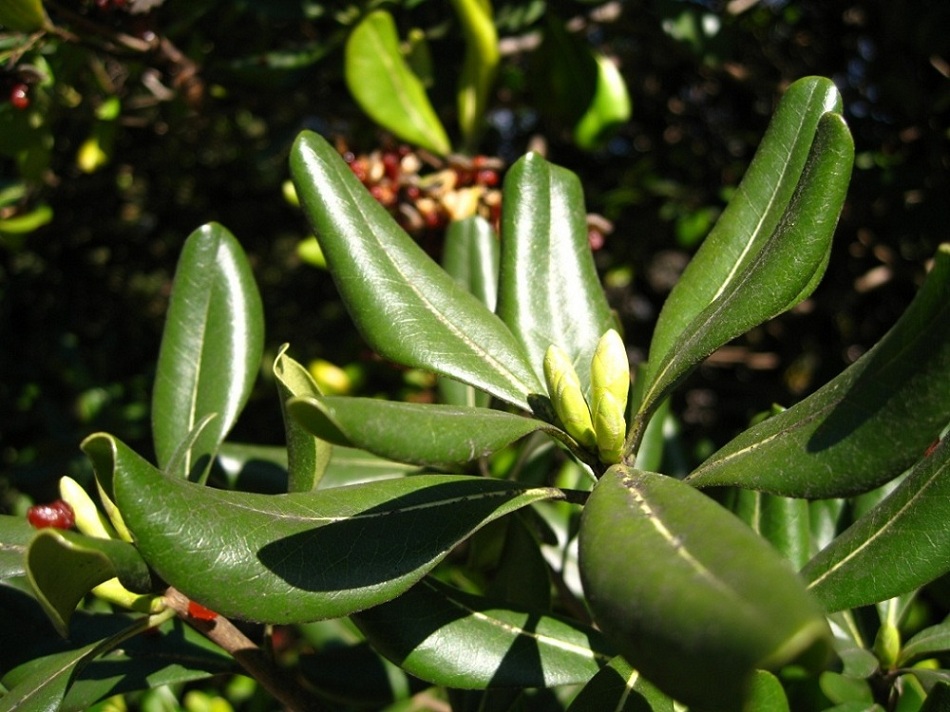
(686, 244, 950, 498)
(801, 434, 950, 612)
(647, 77, 840, 375)
(820, 671, 874, 705)
(0, 0, 50, 32)
(344, 10, 451, 155)
(0, 514, 34, 579)
(103, 429, 563, 623)
(290, 131, 543, 410)
(579, 466, 831, 711)
(729, 489, 811, 570)
(451, 0, 499, 149)
(319, 446, 422, 488)
(573, 52, 632, 151)
(274, 345, 331, 492)
(899, 621, 950, 667)
(288, 396, 559, 468)
(635, 78, 851, 446)
(743, 670, 791, 712)
(497, 152, 615, 396)
(151, 223, 265, 480)
(297, 642, 426, 708)
(440, 215, 500, 407)
(0, 612, 170, 712)
(25, 529, 156, 636)
(353, 577, 613, 689)
(566, 655, 674, 712)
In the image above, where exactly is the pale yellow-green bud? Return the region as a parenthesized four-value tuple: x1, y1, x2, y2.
(59, 476, 118, 540)
(590, 329, 629, 463)
(543, 344, 597, 449)
(591, 329, 630, 415)
(92, 577, 165, 614)
(873, 621, 901, 670)
(96, 480, 134, 543)
(592, 390, 625, 464)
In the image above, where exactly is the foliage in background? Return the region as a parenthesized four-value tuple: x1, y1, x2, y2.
(1, 1, 949, 708)
(2, 73, 950, 711)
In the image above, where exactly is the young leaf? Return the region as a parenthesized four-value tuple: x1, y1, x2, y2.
(633, 110, 853, 446)
(687, 243, 950, 498)
(274, 345, 332, 492)
(353, 577, 614, 689)
(151, 223, 264, 480)
(101, 431, 564, 623)
(801, 435, 950, 612)
(451, 0, 499, 149)
(344, 10, 451, 156)
(288, 396, 560, 468)
(579, 466, 831, 711)
(497, 152, 616, 395)
(440, 216, 499, 407)
(291, 131, 543, 411)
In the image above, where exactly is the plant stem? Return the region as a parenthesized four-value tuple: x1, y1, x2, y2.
(162, 587, 322, 712)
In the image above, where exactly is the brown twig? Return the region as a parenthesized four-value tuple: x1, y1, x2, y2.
(162, 587, 323, 712)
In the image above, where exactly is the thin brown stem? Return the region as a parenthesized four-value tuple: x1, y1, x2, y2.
(162, 587, 323, 712)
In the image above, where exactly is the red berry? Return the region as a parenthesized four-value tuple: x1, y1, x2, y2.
(187, 600, 218, 621)
(9, 83, 29, 111)
(27, 500, 75, 530)
(475, 169, 499, 187)
(381, 151, 401, 182)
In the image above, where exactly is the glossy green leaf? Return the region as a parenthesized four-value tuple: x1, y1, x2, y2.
(729, 489, 811, 569)
(353, 577, 613, 689)
(451, 0, 499, 148)
(25, 529, 156, 636)
(687, 244, 950, 498)
(647, 77, 840, 375)
(101, 430, 563, 623)
(566, 655, 673, 712)
(899, 621, 950, 667)
(573, 52, 632, 150)
(635, 78, 851, 446)
(291, 132, 543, 411)
(151, 223, 265, 480)
(0, 612, 169, 712)
(801, 435, 950, 612)
(344, 10, 451, 155)
(579, 466, 831, 711)
(274, 345, 331, 492)
(827, 610, 878, 679)
(497, 152, 615, 396)
(440, 215, 499, 407)
(0, 0, 50, 32)
(319, 446, 421, 488)
(0, 514, 34, 579)
(820, 671, 874, 705)
(743, 670, 791, 712)
(289, 396, 559, 468)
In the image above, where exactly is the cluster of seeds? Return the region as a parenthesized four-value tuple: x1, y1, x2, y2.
(339, 141, 504, 239)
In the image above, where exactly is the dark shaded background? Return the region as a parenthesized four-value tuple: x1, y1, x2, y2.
(2, 0, 948, 507)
